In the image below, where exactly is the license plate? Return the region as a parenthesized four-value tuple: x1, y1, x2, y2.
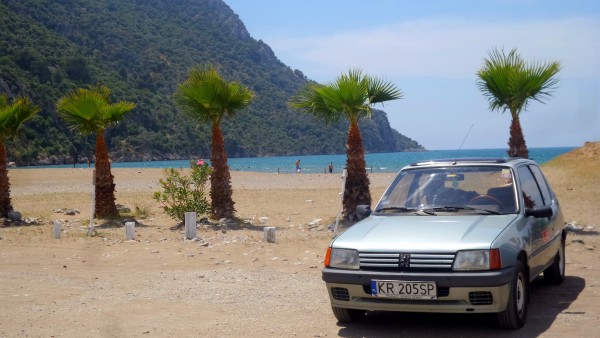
(371, 280, 437, 299)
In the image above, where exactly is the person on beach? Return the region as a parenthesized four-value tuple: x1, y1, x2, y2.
(295, 159, 301, 173)
(329, 162, 333, 173)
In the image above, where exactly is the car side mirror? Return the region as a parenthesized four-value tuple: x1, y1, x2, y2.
(356, 205, 372, 218)
(525, 206, 553, 218)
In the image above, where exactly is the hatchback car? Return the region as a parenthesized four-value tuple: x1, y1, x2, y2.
(322, 158, 566, 329)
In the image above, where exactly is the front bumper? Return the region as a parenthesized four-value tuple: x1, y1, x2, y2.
(322, 267, 514, 313)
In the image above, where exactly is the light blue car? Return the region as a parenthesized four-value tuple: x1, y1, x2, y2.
(322, 158, 565, 329)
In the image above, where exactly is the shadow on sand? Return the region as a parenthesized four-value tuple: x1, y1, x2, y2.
(336, 276, 585, 337)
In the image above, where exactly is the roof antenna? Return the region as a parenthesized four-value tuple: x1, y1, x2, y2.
(453, 124, 474, 164)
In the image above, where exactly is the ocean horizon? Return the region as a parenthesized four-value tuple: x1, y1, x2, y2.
(18, 147, 575, 174)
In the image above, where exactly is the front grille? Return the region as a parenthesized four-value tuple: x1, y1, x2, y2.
(359, 252, 455, 271)
(362, 284, 449, 297)
(331, 287, 350, 301)
(469, 291, 493, 305)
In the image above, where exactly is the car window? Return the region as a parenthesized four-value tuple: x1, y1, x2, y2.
(375, 166, 517, 213)
(529, 165, 553, 206)
(381, 172, 413, 207)
(517, 166, 544, 209)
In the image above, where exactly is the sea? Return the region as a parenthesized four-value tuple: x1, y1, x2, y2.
(22, 147, 575, 174)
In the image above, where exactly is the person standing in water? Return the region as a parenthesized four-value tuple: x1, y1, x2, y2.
(328, 162, 334, 173)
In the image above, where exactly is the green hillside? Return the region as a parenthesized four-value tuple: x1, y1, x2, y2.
(0, 0, 424, 165)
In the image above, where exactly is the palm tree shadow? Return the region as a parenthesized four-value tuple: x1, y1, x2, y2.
(336, 276, 585, 337)
(169, 217, 271, 232)
(96, 217, 149, 228)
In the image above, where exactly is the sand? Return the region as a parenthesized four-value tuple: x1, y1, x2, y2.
(1, 143, 599, 337)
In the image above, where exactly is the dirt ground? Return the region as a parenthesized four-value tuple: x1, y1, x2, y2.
(1, 143, 599, 337)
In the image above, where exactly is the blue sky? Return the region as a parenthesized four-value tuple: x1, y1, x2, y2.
(224, 0, 599, 150)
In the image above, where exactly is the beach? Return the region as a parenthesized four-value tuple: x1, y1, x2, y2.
(1, 142, 599, 337)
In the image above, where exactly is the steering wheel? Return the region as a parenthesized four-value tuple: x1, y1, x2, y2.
(467, 195, 504, 208)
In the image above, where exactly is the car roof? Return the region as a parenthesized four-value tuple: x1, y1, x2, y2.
(406, 157, 536, 169)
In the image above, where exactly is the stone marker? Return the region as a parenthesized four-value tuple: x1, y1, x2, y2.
(53, 220, 61, 239)
(125, 221, 135, 240)
(264, 226, 276, 243)
(184, 212, 197, 240)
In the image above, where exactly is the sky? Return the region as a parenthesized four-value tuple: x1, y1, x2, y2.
(223, 0, 599, 150)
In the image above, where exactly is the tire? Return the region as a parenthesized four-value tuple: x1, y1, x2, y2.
(497, 261, 528, 329)
(544, 237, 566, 285)
(331, 307, 364, 323)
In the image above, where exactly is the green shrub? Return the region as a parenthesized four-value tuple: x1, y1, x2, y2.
(153, 160, 211, 223)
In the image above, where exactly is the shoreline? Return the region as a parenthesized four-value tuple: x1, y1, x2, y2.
(8, 168, 397, 227)
(7, 140, 600, 227)
(9, 146, 577, 173)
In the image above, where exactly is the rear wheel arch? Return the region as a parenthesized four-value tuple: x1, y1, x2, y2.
(543, 234, 566, 285)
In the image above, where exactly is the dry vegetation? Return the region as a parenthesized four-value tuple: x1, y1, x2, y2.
(541, 141, 600, 227)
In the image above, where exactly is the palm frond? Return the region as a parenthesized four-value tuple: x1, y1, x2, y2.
(0, 95, 41, 138)
(289, 68, 402, 125)
(175, 65, 254, 124)
(101, 101, 136, 126)
(476, 47, 559, 117)
(57, 88, 107, 134)
(523, 60, 561, 105)
(57, 85, 134, 135)
(223, 82, 255, 116)
(367, 76, 403, 105)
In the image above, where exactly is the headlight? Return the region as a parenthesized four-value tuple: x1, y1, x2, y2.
(453, 249, 501, 271)
(326, 248, 359, 270)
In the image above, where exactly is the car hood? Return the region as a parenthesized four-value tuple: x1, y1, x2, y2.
(332, 215, 518, 252)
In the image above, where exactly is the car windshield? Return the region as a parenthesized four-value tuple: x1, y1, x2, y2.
(374, 165, 518, 215)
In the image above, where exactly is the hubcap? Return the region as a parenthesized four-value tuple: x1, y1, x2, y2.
(516, 273, 525, 316)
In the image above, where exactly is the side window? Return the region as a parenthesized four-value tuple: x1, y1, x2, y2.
(529, 165, 553, 206)
(517, 166, 544, 209)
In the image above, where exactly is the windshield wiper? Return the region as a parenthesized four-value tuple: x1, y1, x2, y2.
(377, 206, 437, 216)
(377, 206, 440, 216)
(426, 206, 501, 215)
(377, 207, 419, 213)
(418, 208, 437, 215)
(461, 206, 502, 215)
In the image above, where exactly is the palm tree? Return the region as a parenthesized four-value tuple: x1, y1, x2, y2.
(175, 65, 254, 220)
(0, 95, 40, 217)
(56, 85, 135, 218)
(289, 69, 402, 221)
(477, 48, 560, 158)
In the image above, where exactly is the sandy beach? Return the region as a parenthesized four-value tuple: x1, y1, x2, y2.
(1, 142, 599, 337)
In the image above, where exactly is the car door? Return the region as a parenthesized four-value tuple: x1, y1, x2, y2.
(517, 165, 550, 277)
(529, 164, 563, 266)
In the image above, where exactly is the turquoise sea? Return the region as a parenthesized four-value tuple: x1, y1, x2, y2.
(25, 147, 575, 174)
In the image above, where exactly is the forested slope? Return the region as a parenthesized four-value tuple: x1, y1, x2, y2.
(0, 0, 424, 165)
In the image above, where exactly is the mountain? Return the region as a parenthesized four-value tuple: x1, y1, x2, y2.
(0, 0, 425, 166)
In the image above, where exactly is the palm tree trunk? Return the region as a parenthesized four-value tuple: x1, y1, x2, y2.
(0, 140, 14, 218)
(94, 132, 119, 218)
(507, 117, 529, 158)
(210, 121, 235, 219)
(343, 122, 371, 221)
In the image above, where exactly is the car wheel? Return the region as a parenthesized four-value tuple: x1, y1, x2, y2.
(497, 261, 528, 329)
(544, 237, 566, 285)
(331, 307, 364, 323)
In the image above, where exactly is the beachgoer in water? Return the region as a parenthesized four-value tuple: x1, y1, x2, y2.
(328, 162, 333, 174)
